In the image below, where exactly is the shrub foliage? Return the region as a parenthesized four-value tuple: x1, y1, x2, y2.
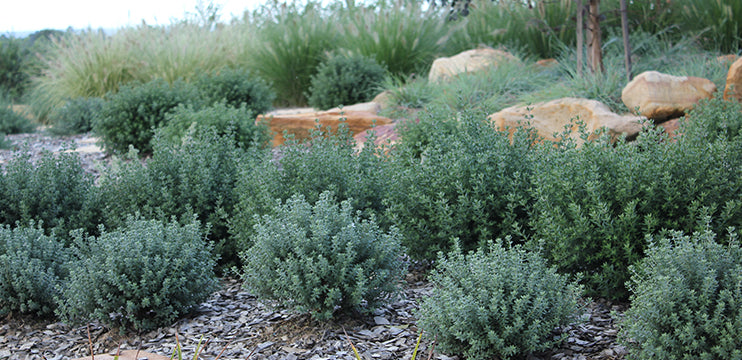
(58, 217, 218, 332)
(0, 224, 70, 317)
(417, 240, 582, 360)
(620, 225, 742, 359)
(307, 53, 386, 110)
(240, 191, 406, 320)
(194, 67, 275, 115)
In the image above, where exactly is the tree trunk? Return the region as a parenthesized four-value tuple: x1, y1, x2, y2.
(586, 0, 603, 73)
(576, 0, 584, 77)
(620, 0, 632, 81)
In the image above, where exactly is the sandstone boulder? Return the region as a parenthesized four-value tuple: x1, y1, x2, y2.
(724, 56, 742, 102)
(658, 118, 681, 139)
(488, 97, 644, 145)
(428, 48, 518, 83)
(621, 71, 716, 120)
(257, 106, 392, 147)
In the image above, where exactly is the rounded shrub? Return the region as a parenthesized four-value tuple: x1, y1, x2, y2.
(0, 223, 70, 317)
(417, 240, 583, 360)
(240, 191, 406, 320)
(57, 217, 218, 332)
(158, 102, 270, 149)
(0, 92, 35, 134)
(194, 67, 275, 115)
(620, 225, 742, 359)
(93, 78, 202, 155)
(49, 96, 104, 135)
(307, 54, 386, 110)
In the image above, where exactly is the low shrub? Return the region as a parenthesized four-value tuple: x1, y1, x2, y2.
(0, 223, 70, 317)
(57, 217, 218, 332)
(307, 54, 387, 110)
(93, 78, 202, 155)
(385, 108, 537, 260)
(0, 151, 97, 241)
(417, 240, 582, 360)
(231, 123, 391, 249)
(680, 93, 742, 145)
(620, 224, 742, 359)
(0, 37, 29, 100)
(158, 102, 270, 149)
(0, 92, 35, 134)
(49, 96, 104, 135)
(194, 67, 275, 115)
(240, 191, 406, 320)
(97, 129, 248, 268)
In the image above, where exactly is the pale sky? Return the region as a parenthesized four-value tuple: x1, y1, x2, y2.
(1, 0, 263, 35)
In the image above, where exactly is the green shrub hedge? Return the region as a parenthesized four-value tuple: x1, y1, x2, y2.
(231, 124, 391, 249)
(58, 217, 218, 332)
(417, 240, 582, 360)
(158, 102, 270, 149)
(620, 224, 742, 359)
(307, 53, 386, 110)
(0, 224, 70, 317)
(385, 108, 538, 259)
(240, 191, 405, 320)
(49, 96, 104, 135)
(93, 78, 202, 155)
(194, 67, 275, 115)
(97, 129, 249, 268)
(0, 151, 97, 241)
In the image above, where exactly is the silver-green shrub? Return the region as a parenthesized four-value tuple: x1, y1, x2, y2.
(620, 224, 742, 359)
(240, 191, 406, 320)
(417, 240, 582, 360)
(307, 54, 387, 110)
(57, 217, 218, 332)
(0, 223, 69, 317)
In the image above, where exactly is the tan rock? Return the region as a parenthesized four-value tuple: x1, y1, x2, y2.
(257, 110, 393, 147)
(372, 90, 395, 111)
(621, 71, 716, 120)
(488, 97, 644, 145)
(724, 57, 742, 102)
(535, 58, 558, 68)
(327, 101, 381, 114)
(72, 350, 170, 360)
(658, 118, 681, 139)
(428, 48, 519, 83)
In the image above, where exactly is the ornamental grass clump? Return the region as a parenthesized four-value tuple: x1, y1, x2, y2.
(57, 217, 218, 332)
(0, 223, 70, 317)
(620, 223, 742, 359)
(417, 240, 582, 360)
(240, 191, 406, 320)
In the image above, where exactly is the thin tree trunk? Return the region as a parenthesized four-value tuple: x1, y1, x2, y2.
(620, 0, 632, 81)
(587, 0, 603, 73)
(576, 0, 584, 77)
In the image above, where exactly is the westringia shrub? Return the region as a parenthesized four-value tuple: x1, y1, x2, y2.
(0, 151, 97, 241)
(307, 53, 387, 110)
(231, 123, 391, 249)
(49, 96, 104, 135)
(97, 129, 248, 268)
(58, 217, 218, 332)
(158, 102, 270, 149)
(620, 224, 742, 359)
(679, 92, 742, 145)
(385, 108, 537, 260)
(240, 191, 406, 320)
(0, 92, 35, 134)
(0, 224, 70, 317)
(530, 124, 742, 301)
(417, 240, 583, 360)
(194, 67, 275, 115)
(93, 78, 202, 155)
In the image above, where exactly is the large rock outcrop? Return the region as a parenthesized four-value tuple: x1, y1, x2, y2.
(488, 97, 644, 145)
(621, 71, 716, 120)
(257, 102, 392, 146)
(428, 48, 518, 83)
